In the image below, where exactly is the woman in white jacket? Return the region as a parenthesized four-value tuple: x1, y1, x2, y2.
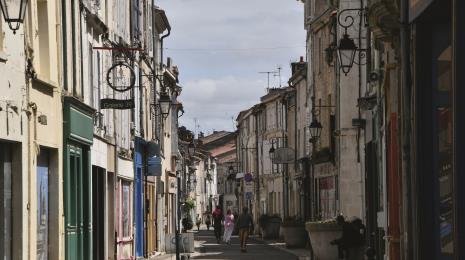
(223, 209, 235, 244)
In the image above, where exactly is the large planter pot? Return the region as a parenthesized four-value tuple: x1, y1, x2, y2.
(282, 225, 308, 248)
(260, 217, 281, 239)
(305, 222, 341, 260)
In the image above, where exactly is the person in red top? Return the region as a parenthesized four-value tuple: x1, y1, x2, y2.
(212, 206, 223, 243)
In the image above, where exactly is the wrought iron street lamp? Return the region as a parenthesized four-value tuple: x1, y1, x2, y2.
(158, 91, 172, 120)
(309, 118, 323, 143)
(0, 0, 28, 34)
(337, 33, 358, 75)
(335, 7, 369, 76)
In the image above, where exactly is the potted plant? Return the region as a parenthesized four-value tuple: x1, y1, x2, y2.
(259, 214, 282, 239)
(281, 216, 308, 248)
(305, 218, 341, 260)
(182, 198, 196, 212)
(182, 215, 194, 232)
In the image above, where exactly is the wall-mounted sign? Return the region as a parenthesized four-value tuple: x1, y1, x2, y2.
(106, 61, 136, 92)
(147, 156, 162, 176)
(409, 0, 433, 22)
(100, 99, 135, 109)
(272, 147, 295, 164)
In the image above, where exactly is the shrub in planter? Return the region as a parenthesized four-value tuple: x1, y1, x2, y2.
(281, 216, 308, 248)
(182, 216, 194, 232)
(259, 214, 282, 239)
(305, 219, 341, 260)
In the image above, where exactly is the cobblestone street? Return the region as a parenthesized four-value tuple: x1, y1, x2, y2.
(192, 230, 298, 260)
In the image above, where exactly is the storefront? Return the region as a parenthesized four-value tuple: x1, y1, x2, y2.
(411, 0, 465, 258)
(0, 142, 21, 260)
(116, 157, 134, 260)
(63, 97, 94, 260)
(134, 137, 144, 258)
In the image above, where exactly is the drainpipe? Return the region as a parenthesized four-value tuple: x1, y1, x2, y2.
(160, 28, 171, 71)
(293, 87, 298, 217)
(254, 108, 260, 229)
(400, 0, 413, 258)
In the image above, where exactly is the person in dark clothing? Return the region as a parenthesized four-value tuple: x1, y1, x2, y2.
(212, 206, 223, 243)
(236, 207, 254, 252)
(331, 216, 360, 259)
(205, 215, 211, 230)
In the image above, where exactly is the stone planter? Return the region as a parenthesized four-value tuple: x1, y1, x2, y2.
(306, 221, 366, 260)
(282, 225, 308, 248)
(260, 217, 281, 239)
(305, 221, 341, 260)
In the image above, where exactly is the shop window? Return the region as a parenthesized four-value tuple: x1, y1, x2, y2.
(37, 150, 50, 260)
(122, 180, 131, 238)
(0, 144, 12, 259)
(318, 176, 336, 220)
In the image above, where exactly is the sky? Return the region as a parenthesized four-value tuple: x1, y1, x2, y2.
(157, 0, 306, 135)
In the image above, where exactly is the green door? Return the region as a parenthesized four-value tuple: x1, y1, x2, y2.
(65, 144, 92, 260)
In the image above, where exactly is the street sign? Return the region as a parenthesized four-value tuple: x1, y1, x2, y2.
(100, 98, 135, 109)
(244, 181, 254, 193)
(245, 192, 253, 200)
(244, 173, 253, 182)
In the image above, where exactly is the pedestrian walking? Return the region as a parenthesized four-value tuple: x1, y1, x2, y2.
(223, 209, 235, 244)
(236, 207, 254, 252)
(196, 214, 202, 231)
(212, 206, 223, 243)
(205, 214, 211, 230)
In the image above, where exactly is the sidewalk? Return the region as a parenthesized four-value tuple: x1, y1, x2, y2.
(146, 227, 206, 260)
(251, 237, 312, 260)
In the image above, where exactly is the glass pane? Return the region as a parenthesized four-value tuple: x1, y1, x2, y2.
(1, 145, 12, 260)
(122, 181, 130, 237)
(37, 152, 49, 260)
(436, 46, 452, 92)
(69, 154, 76, 225)
(438, 107, 453, 255)
(318, 176, 336, 220)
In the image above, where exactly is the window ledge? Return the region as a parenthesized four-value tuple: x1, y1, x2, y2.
(34, 75, 58, 89)
(0, 52, 8, 63)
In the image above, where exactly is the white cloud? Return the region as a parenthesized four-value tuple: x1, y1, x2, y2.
(179, 76, 266, 132)
(158, 0, 306, 133)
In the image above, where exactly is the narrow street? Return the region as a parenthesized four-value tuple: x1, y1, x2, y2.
(192, 230, 297, 260)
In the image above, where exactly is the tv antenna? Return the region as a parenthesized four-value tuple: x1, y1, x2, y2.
(259, 70, 277, 90)
(275, 65, 282, 88)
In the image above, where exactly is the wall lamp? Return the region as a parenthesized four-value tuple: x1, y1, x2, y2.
(0, 0, 28, 34)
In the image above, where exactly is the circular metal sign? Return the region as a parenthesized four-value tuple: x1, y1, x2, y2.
(106, 61, 136, 92)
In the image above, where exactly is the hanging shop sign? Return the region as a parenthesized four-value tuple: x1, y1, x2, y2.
(100, 58, 137, 110)
(100, 98, 135, 109)
(106, 60, 136, 92)
(272, 147, 295, 164)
